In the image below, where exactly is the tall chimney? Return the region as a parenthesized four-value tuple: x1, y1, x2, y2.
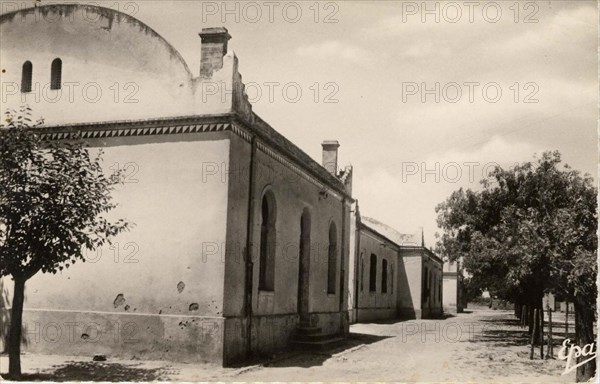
(199, 27, 231, 79)
(321, 140, 340, 176)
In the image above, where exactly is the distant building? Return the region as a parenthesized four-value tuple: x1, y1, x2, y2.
(542, 293, 574, 313)
(443, 259, 464, 314)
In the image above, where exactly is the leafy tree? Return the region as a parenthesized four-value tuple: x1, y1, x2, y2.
(436, 151, 597, 381)
(0, 106, 131, 379)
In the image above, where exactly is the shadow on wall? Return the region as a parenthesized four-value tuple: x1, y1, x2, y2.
(0, 278, 29, 352)
(395, 259, 414, 318)
(1, 361, 175, 382)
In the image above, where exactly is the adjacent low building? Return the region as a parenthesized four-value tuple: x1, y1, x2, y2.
(348, 205, 444, 322)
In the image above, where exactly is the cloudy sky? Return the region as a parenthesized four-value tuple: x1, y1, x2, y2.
(14, 0, 599, 246)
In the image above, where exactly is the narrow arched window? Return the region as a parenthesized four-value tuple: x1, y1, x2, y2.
(390, 263, 394, 293)
(327, 222, 337, 294)
(259, 191, 276, 291)
(50, 58, 62, 90)
(21, 61, 33, 93)
(381, 259, 388, 293)
(369, 254, 377, 292)
(423, 266, 429, 300)
(360, 253, 364, 292)
(429, 271, 433, 301)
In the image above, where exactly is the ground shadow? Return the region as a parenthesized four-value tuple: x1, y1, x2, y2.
(230, 332, 390, 369)
(1, 361, 177, 382)
(439, 313, 456, 319)
(467, 316, 575, 349)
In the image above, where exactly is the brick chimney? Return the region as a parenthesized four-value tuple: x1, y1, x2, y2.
(199, 27, 231, 79)
(321, 140, 340, 176)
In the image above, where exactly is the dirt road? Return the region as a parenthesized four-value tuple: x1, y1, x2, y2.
(0, 308, 580, 382)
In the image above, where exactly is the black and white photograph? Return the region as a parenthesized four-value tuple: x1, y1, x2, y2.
(0, 0, 598, 382)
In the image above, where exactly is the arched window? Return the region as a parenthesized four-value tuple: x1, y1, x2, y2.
(381, 259, 388, 293)
(50, 58, 62, 90)
(429, 271, 434, 302)
(259, 191, 276, 291)
(390, 263, 394, 293)
(327, 222, 337, 294)
(369, 254, 377, 292)
(360, 252, 364, 292)
(423, 266, 429, 300)
(21, 61, 33, 93)
(298, 209, 311, 315)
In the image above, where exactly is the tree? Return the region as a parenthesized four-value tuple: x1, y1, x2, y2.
(0, 106, 131, 379)
(436, 151, 597, 381)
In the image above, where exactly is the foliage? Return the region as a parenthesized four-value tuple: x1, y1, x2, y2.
(0, 106, 131, 280)
(435, 150, 597, 380)
(0, 105, 131, 378)
(435, 151, 597, 308)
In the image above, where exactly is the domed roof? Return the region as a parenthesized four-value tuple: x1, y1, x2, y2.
(1, 4, 199, 124)
(1, 3, 193, 79)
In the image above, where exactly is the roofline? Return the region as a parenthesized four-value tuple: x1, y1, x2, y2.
(398, 245, 444, 265)
(358, 221, 404, 250)
(31, 112, 353, 200)
(240, 112, 353, 201)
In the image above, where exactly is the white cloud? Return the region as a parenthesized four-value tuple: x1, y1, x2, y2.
(296, 40, 373, 64)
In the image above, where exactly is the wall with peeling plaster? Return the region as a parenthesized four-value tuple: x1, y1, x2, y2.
(1, 133, 231, 363)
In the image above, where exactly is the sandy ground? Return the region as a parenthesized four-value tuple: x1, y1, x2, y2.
(0, 307, 587, 382)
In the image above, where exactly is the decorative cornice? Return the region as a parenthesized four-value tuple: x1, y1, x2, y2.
(34, 112, 352, 200)
(39, 123, 233, 141)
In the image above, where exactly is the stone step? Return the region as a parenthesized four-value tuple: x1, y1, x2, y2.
(295, 326, 322, 335)
(292, 336, 346, 352)
(294, 332, 338, 342)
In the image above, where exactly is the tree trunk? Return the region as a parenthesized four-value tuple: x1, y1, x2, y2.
(8, 276, 26, 378)
(574, 298, 596, 382)
(530, 308, 537, 360)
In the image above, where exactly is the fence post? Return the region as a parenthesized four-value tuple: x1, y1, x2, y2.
(546, 307, 554, 359)
(539, 307, 544, 359)
(565, 303, 569, 340)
